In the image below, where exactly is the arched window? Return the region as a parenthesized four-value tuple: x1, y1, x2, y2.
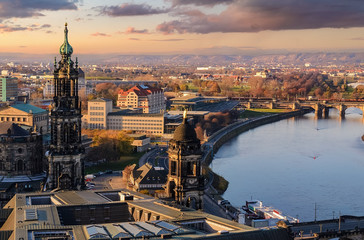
(17, 160, 23, 171)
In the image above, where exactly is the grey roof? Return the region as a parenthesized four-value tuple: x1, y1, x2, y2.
(108, 111, 163, 117)
(119, 223, 153, 237)
(89, 98, 112, 102)
(135, 222, 172, 235)
(104, 224, 131, 239)
(85, 225, 110, 239)
(132, 163, 167, 185)
(0, 122, 30, 136)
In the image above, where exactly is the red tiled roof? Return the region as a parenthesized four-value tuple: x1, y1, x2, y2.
(118, 85, 161, 97)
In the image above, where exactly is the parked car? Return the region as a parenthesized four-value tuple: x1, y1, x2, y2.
(218, 200, 231, 206)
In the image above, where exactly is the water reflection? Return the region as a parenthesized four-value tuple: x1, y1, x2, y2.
(212, 108, 364, 221)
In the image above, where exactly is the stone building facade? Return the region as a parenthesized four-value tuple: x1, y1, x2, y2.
(165, 111, 204, 210)
(0, 103, 49, 133)
(0, 122, 45, 207)
(0, 122, 43, 176)
(48, 23, 84, 190)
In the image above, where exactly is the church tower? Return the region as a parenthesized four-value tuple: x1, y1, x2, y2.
(165, 111, 204, 209)
(48, 23, 84, 190)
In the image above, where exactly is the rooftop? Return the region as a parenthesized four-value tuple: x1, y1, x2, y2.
(11, 103, 46, 114)
(89, 98, 112, 103)
(108, 111, 163, 117)
(0, 189, 292, 240)
(0, 122, 30, 136)
(118, 85, 162, 97)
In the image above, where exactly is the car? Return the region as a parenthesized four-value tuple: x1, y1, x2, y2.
(218, 200, 231, 206)
(105, 170, 113, 174)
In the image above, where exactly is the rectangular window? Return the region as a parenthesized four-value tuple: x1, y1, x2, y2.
(171, 161, 177, 175)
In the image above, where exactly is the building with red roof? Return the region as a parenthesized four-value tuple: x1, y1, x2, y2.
(117, 85, 165, 114)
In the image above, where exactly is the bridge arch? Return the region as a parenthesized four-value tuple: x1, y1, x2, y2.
(344, 106, 364, 115)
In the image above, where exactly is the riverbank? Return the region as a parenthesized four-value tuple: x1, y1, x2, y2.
(200, 109, 310, 221)
(202, 109, 310, 166)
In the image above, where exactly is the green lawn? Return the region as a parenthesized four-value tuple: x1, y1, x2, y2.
(85, 152, 143, 174)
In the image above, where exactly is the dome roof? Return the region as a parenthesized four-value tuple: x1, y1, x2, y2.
(173, 118, 197, 141)
(59, 23, 73, 56)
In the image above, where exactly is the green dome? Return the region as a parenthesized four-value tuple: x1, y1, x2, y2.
(59, 23, 73, 56)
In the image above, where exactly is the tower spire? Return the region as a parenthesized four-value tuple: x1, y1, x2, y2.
(183, 109, 187, 123)
(60, 22, 73, 56)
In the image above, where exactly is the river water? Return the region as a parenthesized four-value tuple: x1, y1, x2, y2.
(212, 108, 364, 222)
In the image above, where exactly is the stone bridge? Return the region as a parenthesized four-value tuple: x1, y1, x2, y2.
(240, 100, 364, 118)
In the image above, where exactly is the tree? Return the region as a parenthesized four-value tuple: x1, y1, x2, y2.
(210, 82, 221, 94)
(85, 130, 134, 162)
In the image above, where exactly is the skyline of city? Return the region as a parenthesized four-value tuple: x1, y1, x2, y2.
(0, 0, 364, 55)
(0, 16, 363, 239)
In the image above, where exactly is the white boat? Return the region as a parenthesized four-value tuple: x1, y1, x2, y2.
(242, 200, 299, 227)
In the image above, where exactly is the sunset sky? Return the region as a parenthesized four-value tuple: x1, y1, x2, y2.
(1, 0, 364, 55)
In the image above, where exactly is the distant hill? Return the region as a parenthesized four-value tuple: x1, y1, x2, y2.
(1, 52, 364, 66)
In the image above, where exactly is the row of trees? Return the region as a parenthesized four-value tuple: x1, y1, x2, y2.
(163, 72, 364, 100)
(83, 129, 134, 162)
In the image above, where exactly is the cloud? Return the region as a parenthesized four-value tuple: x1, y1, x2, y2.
(350, 37, 364, 41)
(150, 38, 185, 41)
(128, 38, 140, 41)
(91, 32, 111, 37)
(167, 0, 234, 6)
(157, 0, 364, 34)
(0, 23, 53, 33)
(125, 27, 149, 34)
(0, 24, 28, 33)
(0, 0, 78, 19)
(96, 3, 169, 16)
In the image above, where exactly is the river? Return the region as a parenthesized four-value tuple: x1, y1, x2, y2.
(212, 108, 364, 222)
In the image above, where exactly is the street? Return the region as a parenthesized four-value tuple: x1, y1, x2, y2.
(292, 217, 364, 235)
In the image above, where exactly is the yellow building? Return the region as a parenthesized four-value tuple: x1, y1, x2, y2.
(0, 103, 48, 132)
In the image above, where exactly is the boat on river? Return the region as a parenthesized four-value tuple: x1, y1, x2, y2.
(242, 200, 299, 227)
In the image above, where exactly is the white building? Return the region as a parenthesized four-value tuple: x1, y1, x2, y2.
(84, 98, 165, 135)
